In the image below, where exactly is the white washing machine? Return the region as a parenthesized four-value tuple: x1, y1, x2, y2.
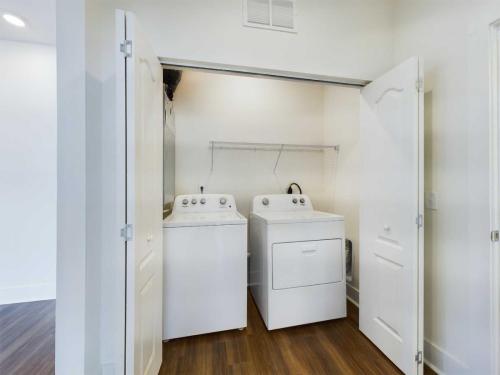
(163, 194, 247, 340)
(249, 194, 346, 330)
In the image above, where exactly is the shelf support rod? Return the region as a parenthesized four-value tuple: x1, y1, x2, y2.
(211, 141, 214, 172)
(273, 144, 284, 174)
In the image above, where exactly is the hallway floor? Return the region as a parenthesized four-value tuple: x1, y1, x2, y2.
(0, 300, 55, 375)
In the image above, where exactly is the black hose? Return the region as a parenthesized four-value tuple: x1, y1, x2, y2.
(287, 182, 302, 195)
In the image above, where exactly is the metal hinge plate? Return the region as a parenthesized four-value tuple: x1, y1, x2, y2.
(416, 214, 423, 228)
(120, 40, 132, 58)
(492, 230, 500, 242)
(415, 351, 423, 364)
(120, 224, 133, 241)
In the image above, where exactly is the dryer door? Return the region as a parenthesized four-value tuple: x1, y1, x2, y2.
(272, 239, 343, 289)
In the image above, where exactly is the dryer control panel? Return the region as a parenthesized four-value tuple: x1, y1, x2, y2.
(252, 194, 313, 213)
(173, 194, 237, 213)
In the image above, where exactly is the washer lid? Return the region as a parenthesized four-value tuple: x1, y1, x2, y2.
(252, 210, 343, 224)
(163, 211, 247, 228)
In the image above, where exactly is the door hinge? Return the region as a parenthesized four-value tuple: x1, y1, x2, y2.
(120, 224, 133, 241)
(120, 40, 132, 58)
(492, 230, 500, 242)
(416, 79, 424, 92)
(415, 351, 423, 364)
(416, 214, 423, 228)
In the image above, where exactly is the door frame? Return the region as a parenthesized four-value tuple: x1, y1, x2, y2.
(55, 0, 87, 373)
(159, 57, 369, 87)
(123, 55, 423, 369)
(113, 46, 372, 374)
(490, 17, 500, 375)
(417, 58, 424, 375)
(116, 10, 128, 374)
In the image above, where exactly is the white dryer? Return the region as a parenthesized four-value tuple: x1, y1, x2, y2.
(249, 194, 346, 330)
(163, 194, 247, 340)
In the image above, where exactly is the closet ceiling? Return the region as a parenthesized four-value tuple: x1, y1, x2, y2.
(0, 0, 55, 45)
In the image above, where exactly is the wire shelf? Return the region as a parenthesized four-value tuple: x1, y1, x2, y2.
(209, 141, 339, 172)
(210, 141, 339, 152)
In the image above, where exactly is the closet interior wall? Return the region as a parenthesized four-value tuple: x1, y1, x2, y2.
(171, 69, 361, 296)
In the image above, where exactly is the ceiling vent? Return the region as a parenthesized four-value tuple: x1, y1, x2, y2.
(243, 0, 297, 33)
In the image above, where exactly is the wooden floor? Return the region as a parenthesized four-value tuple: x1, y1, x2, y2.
(0, 297, 435, 375)
(0, 300, 55, 375)
(161, 294, 436, 375)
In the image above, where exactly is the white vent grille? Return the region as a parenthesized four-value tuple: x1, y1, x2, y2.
(243, 0, 296, 33)
(272, 0, 294, 29)
(247, 0, 270, 25)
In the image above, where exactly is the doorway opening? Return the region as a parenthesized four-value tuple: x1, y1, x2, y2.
(157, 61, 428, 375)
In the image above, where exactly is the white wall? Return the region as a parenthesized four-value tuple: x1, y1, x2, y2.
(113, 0, 396, 81)
(173, 72, 365, 293)
(174, 70, 330, 217)
(0, 41, 57, 305)
(393, 2, 500, 373)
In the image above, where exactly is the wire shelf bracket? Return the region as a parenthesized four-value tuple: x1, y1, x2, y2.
(209, 141, 340, 172)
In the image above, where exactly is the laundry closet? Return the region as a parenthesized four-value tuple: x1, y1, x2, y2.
(163, 68, 356, 334)
(164, 69, 352, 217)
(117, 10, 423, 375)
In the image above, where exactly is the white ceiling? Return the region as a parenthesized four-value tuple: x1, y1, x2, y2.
(0, 0, 55, 45)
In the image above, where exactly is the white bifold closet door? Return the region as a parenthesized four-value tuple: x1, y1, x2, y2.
(359, 57, 424, 375)
(116, 10, 164, 375)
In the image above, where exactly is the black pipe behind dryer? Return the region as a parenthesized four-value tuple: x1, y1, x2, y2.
(287, 182, 302, 195)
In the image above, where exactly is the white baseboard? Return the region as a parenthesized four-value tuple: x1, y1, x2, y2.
(346, 295, 359, 308)
(424, 359, 443, 375)
(346, 283, 359, 305)
(0, 283, 56, 305)
(424, 338, 468, 374)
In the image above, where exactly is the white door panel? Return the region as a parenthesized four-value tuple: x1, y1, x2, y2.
(359, 57, 423, 375)
(117, 10, 164, 375)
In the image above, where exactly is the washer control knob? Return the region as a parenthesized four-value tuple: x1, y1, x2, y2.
(220, 197, 227, 205)
(182, 198, 189, 205)
(191, 198, 197, 205)
(292, 198, 298, 204)
(200, 198, 206, 205)
(300, 197, 305, 204)
(262, 197, 269, 206)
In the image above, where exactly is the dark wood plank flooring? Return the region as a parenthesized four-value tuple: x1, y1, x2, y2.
(161, 294, 436, 375)
(0, 297, 436, 375)
(0, 300, 55, 375)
